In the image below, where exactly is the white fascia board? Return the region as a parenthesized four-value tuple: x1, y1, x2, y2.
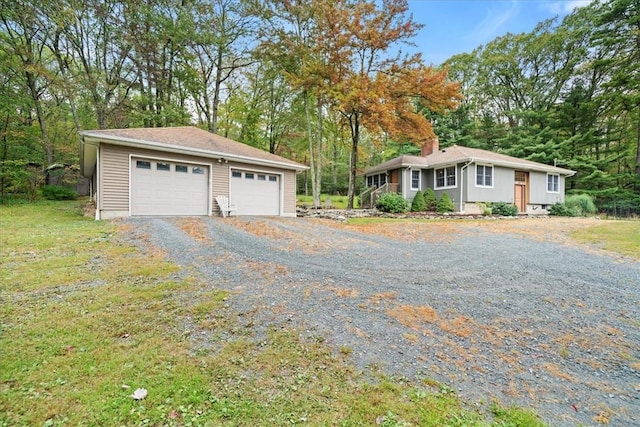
(80, 132, 309, 171)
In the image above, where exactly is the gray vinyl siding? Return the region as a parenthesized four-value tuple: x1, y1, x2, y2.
(530, 171, 565, 205)
(466, 165, 514, 203)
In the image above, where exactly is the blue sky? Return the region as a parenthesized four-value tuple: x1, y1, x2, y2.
(406, 0, 592, 64)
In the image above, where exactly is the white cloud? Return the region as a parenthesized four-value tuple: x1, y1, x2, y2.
(545, 0, 592, 15)
(466, 0, 521, 43)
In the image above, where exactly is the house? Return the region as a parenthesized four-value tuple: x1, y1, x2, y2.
(362, 138, 575, 214)
(80, 126, 308, 219)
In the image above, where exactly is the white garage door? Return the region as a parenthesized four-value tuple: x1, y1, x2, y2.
(131, 158, 209, 216)
(229, 169, 280, 216)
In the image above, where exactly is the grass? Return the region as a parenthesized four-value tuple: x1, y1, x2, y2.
(1, 200, 545, 426)
(297, 194, 355, 209)
(570, 220, 640, 258)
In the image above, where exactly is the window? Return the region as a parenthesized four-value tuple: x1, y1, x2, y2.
(367, 176, 373, 187)
(232, 170, 242, 178)
(136, 160, 151, 169)
(269, 175, 277, 182)
(435, 166, 456, 189)
(373, 175, 379, 188)
(380, 174, 387, 185)
(175, 164, 188, 173)
(476, 164, 493, 187)
(411, 170, 420, 190)
(257, 174, 266, 181)
(192, 167, 204, 174)
(157, 162, 170, 171)
(547, 173, 559, 193)
(245, 173, 254, 179)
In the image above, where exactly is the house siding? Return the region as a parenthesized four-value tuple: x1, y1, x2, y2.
(100, 144, 130, 213)
(466, 165, 514, 203)
(530, 171, 565, 205)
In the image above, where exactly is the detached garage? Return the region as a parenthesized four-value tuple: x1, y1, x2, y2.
(80, 127, 307, 220)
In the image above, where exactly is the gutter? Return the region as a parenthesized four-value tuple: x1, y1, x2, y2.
(80, 132, 308, 172)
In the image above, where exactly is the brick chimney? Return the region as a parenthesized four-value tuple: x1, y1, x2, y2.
(421, 137, 439, 157)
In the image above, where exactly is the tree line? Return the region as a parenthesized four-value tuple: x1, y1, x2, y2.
(1, 0, 638, 208)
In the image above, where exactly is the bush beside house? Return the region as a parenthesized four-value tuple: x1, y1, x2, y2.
(424, 188, 437, 211)
(436, 193, 455, 213)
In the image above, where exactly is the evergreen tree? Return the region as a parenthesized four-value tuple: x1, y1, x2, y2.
(437, 193, 455, 213)
(410, 191, 426, 212)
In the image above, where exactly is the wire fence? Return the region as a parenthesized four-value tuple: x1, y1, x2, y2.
(599, 201, 640, 218)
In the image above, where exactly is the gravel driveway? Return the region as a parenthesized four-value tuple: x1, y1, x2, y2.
(126, 216, 639, 426)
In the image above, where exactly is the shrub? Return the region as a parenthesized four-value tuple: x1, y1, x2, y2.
(490, 201, 518, 216)
(436, 193, 455, 213)
(41, 185, 78, 201)
(423, 188, 437, 211)
(565, 194, 596, 216)
(410, 191, 426, 212)
(549, 203, 576, 216)
(376, 193, 409, 213)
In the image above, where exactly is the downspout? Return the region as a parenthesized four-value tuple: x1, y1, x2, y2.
(95, 145, 100, 221)
(459, 161, 472, 213)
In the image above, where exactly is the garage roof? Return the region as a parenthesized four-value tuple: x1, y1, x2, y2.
(80, 126, 308, 177)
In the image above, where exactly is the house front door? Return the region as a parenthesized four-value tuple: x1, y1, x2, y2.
(514, 170, 528, 213)
(514, 184, 526, 213)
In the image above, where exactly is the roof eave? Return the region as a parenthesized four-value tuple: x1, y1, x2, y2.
(80, 131, 308, 171)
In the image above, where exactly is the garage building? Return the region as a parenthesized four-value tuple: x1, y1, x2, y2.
(80, 127, 307, 219)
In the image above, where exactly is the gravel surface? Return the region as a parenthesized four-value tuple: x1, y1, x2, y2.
(125, 216, 640, 426)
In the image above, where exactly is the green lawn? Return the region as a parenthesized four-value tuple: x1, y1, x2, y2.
(297, 194, 357, 209)
(570, 220, 640, 258)
(0, 201, 544, 426)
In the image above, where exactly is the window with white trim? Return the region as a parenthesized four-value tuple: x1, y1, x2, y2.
(435, 166, 456, 189)
(547, 173, 559, 193)
(476, 164, 493, 187)
(411, 170, 420, 190)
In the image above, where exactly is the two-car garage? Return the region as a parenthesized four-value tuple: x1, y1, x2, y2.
(80, 127, 306, 219)
(130, 158, 282, 217)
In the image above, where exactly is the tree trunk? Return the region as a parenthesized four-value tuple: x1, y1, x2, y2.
(347, 112, 359, 210)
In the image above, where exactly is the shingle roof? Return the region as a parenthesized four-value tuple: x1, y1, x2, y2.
(364, 145, 575, 175)
(80, 126, 307, 170)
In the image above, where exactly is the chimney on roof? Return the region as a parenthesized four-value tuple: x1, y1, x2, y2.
(421, 137, 439, 157)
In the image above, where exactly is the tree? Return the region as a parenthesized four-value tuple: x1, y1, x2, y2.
(316, 0, 460, 209)
(410, 190, 425, 212)
(437, 192, 455, 213)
